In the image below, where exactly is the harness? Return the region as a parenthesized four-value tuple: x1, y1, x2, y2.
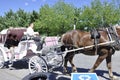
(90, 25, 120, 55)
(106, 26, 120, 50)
(90, 28, 100, 55)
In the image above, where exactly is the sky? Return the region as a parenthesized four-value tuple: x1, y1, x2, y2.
(0, 0, 112, 16)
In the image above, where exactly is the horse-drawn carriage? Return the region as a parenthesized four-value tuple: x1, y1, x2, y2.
(0, 25, 120, 80)
(28, 25, 120, 80)
(0, 27, 63, 73)
(0, 27, 27, 68)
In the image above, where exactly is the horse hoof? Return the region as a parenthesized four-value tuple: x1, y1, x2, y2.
(72, 69, 77, 73)
(88, 70, 93, 73)
(110, 76, 119, 80)
(88, 69, 94, 73)
(63, 72, 70, 76)
(74, 70, 77, 73)
(63, 70, 67, 74)
(72, 70, 77, 73)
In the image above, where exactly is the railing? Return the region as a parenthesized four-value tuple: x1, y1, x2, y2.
(44, 37, 60, 47)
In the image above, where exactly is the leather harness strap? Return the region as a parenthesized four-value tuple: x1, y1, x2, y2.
(90, 29, 100, 55)
(106, 26, 120, 50)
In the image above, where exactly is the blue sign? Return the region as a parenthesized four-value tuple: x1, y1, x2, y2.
(71, 73, 99, 80)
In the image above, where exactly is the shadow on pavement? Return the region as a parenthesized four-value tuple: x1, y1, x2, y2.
(4, 60, 120, 80)
(54, 67, 120, 80)
(12, 59, 28, 69)
(76, 67, 120, 80)
(4, 58, 28, 69)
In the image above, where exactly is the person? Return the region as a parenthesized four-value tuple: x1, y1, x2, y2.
(12, 34, 19, 46)
(4, 34, 19, 48)
(26, 23, 42, 49)
(11, 35, 19, 69)
(5, 34, 19, 69)
(26, 23, 42, 51)
(26, 23, 39, 36)
(26, 23, 34, 36)
(4, 34, 14, 49)
(20, 23, 34, 41)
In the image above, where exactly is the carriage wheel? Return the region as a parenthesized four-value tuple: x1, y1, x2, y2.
(0, 48, 5, 68)
(29, 55, 48, 73)
(54, 54, 63, 67)
(46, 51, 63, 68)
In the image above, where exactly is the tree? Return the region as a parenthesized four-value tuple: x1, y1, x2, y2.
(35, 4, 55, 36)
(53, 1, 75, 33)
(4, 9, 16, 28)
(16, 9, 29, 27)
(79, 0, 120, 30)
(35, 1, 75, 36)
(30, 10, 39, 23)
(0, 16, 5, 30)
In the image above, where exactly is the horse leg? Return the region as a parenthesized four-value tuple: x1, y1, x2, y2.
(89, 48, 108, 72)
(63, 53, 70, 73)
(68, 54, 77, 72)
(63, 52, 77, 73)
(106, 51, 118, 80)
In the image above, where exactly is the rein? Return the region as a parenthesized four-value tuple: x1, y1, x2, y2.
(106, 26, 120, 50)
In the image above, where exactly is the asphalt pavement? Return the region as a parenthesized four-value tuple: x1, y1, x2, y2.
(0, 51, 120, 80)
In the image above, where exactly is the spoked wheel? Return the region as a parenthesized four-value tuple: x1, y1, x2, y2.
(29, 55, 48, 73)
(46, 51, 63, 68)
(0, 48, 5, 68)
(56, 54, 63, 67)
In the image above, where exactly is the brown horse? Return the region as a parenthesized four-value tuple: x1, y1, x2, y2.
(61, 25, 120, 79)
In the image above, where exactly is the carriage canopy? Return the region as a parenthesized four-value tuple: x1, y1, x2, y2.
(0, 27, 26, 43)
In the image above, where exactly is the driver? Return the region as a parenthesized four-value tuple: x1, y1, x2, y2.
(26, 23, 39, 36)
(25, 23, 42, 51)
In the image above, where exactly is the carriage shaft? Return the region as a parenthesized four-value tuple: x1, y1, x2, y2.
(64, 41, 115, 53)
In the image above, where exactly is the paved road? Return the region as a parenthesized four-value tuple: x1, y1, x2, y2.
(0, 51, 120, 80)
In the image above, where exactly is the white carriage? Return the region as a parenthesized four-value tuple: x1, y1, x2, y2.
(0, 28, 63, 74)
(0, 28, 37, 68)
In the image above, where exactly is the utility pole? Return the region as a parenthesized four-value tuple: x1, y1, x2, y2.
(74, 18, 77, 30)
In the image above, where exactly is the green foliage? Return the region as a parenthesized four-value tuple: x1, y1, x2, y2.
(52, 1, 75, 34)
(35, 1, 75, 36)
(79, 0, 120, 30)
